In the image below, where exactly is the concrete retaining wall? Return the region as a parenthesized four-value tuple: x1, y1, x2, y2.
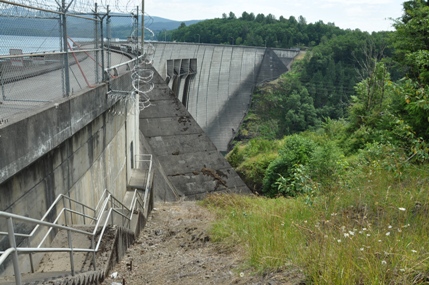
(0, 71, 136, 273)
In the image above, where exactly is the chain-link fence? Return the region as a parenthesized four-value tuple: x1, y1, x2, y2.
(0, 0, 143, 123)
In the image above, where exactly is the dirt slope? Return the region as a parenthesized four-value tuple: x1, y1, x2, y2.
(101, 201, 305, 285)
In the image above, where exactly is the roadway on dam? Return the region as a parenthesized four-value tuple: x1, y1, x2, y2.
(0, 51, 132, 123)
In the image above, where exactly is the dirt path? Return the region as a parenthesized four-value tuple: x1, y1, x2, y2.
(101, 201, 305, 285)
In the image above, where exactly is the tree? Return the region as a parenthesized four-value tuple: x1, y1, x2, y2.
(255, 13, 265, 23)
(391, 0, 429, 140)
(393, 0, 429, 84)
(228, 12, 237, 20)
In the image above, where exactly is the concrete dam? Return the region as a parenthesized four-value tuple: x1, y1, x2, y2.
(151, 43, 299, 152)
(0, 43, 298, 283)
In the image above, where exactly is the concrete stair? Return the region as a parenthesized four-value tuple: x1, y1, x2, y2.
(0, 214, 144, 284)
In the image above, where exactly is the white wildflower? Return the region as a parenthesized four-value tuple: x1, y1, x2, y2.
(386, 232, 391, 236)
(240, 272, 244, 278)
(381, 260, 387, 265)
(398, 207, 406, 211)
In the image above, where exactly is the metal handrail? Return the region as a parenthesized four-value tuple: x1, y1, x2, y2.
(0, 194, 96, 238)
(135, 154, 153, 214)
(0, 154, 153, 285)
(0, 194, 134, 284)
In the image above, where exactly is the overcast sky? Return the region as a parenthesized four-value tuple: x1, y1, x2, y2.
(143, 0, 405, 32)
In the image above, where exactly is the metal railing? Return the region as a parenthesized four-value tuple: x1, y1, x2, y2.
(0, 154, 153, 285)
(135, 154, 153, 217)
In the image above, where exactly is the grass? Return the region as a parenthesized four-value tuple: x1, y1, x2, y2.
(201, 165, 429, 284)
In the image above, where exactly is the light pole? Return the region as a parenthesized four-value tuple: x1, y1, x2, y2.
(196, 34, 200, 43)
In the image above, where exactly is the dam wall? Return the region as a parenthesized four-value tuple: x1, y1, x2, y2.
(151, 43, 299, 152)
(0, 72, 139, 272)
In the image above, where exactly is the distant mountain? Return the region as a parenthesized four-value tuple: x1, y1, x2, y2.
(0, 8, 201, 38)
(144, 16, 201, 31)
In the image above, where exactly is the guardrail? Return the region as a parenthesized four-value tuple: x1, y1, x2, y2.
(0, 154, 153, 285)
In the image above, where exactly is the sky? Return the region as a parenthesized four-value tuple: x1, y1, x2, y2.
(143, 0, 405, 33)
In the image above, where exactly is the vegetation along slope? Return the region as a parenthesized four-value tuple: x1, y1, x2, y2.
(170, 1, 429, 284)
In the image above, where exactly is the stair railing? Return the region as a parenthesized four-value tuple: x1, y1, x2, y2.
(0, 154, 153, 285)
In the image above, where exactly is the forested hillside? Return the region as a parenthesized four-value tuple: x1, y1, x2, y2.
(168, 11, 345, 48)
(223, 0, 429, 196)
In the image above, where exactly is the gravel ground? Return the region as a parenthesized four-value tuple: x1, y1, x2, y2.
(101, 201, 306, 285)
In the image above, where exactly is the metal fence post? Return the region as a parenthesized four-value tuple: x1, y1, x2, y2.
(107, 7, 111, 72)
(60, 0, 70, 97)
(100, 15, 106, 81)
(7, 217, 22, 285)
(0, 66, 5, 101)
(141, 0, 144, 59)
(94, 3, 100, 84)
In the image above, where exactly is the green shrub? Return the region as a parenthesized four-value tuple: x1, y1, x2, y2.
(310, 140, 346, 188)
(237, 152, 277, 192)
(262, 135, 316, 197)
(226, 144, 245, 168)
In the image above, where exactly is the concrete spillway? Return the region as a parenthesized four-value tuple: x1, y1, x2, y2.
(151, 43, 300, 152)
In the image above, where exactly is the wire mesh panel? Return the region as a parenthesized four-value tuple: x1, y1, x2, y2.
(0, 3, 64, 121)
(0, 0, 144, 124)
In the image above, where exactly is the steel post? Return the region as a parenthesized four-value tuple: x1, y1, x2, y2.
(7, 217, 22, 285)
(67, 229, 75, 276)
(94, 3, 100, 83)
(141, 0, 144, 61)
(107, 6, 111, 72)
(61, 0, 70, 96)
(0, 66, 5, 101)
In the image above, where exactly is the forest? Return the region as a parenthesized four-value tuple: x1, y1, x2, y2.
(168, 1, 429, 284)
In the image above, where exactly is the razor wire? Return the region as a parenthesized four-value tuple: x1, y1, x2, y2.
(106, 16, 156, 114)
(0, 0, 141, 15)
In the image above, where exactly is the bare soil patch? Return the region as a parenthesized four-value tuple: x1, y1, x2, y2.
(101, 201, 305, 285)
